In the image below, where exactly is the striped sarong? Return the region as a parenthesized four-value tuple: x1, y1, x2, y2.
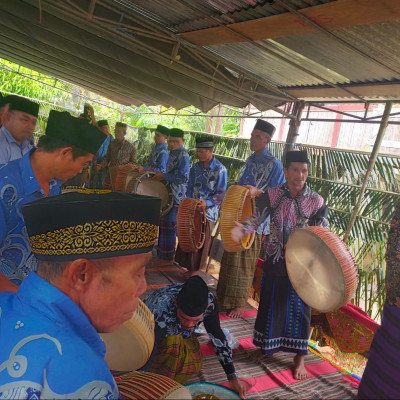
(217, 234, 262, 310)
(156, 205, 178, 261)
(253, 263, 310, 356)
(149, 334, 203, 384)
(358, 302, 400, 399)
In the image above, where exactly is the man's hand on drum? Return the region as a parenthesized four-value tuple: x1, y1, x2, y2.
(197, 200, 207, 210)
(136, 166, 145, 174)
(231, 221, 245, 243)
(242, 185, 263, 199)
(152, 171, 164, 180)
(229, 377, 247, 399)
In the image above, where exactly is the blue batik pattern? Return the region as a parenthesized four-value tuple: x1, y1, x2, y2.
(0, 152, 62, 286)
(145, 143, 168, 173)
(0, 272, 119, 399)
(186, 157, 227, 222)
(144, 284, 234, 374)
(239, 147, 284, 234)
(163, 146, 190, 205)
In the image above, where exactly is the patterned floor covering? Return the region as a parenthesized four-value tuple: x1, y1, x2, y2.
(144, 261, 360, 399)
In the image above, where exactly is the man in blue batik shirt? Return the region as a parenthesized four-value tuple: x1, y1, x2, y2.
(0, 110, 107, 293)
(217, 119, 285, 318)
(175, 137, 227, 276)
(152, 128, 190, 266)
(90, 119, 114, 189)
(138, 125, 169, 174)
(143, 276, 247, 398)
(0, 192, 160, 399)
(0, 95, 39, 165)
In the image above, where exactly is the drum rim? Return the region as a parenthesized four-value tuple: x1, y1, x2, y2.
(220, 185, 256, 252)
(177, 198, 207, 252)
(286, 226, 357, 312)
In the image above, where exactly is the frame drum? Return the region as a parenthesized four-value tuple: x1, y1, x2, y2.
(134, 172, 173, 217)
(115, 170, 173, 216)
(220, 185, 255, 252)
(100, 299, 155, 372)
(177, 198, 207, 252)
(285, 226, 358, 313)
(116, 371, 191, 399)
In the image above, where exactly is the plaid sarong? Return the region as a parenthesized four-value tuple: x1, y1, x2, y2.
(149, 334, 203, 384)
(156, 205, 178, 261)
(217, 234, 262, 310)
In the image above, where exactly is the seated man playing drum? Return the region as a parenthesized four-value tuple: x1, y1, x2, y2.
(143, 276, 247, 399)
(175, 137, 227, 277)
(231, 150, 329, 380)
(0, 192, 160, 399)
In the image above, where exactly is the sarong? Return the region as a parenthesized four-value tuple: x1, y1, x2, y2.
(149, 334, 203, 384)
(358, 302, 400, 399)
(253, 260, 310, 355)
(216, 234, 262, 310)
(156, 205, 178, 261)
(175, 220, 214, 272)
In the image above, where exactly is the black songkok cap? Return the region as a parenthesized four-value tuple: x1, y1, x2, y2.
(253, 119, 275, 137)
(195, 137, 213, 149)
(97, 119, 109, 127)
(7, 95, 39, 118)
(285, 150, 309, 165)
(45, 110, 107, 154)
(116, 122, 127, 128)
(176, 276, 209, 317)
(156, 125, 169, 136)
(22, 192, 161, 261)
(169, 128, 184, 138)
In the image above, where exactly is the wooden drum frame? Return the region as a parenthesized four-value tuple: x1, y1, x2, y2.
(100, 299, 155, 372)
(177, 198, 207, 252)
(220, 185, 255, 252)
(115, 169, 173, 216)
(116, 371, 191, 399)
(285, 226, 358, 313)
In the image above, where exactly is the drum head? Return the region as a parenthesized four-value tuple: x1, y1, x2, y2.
(136, 179, 172, 216)
(286, 228, 348, 313)
(100, 301, 154, 372)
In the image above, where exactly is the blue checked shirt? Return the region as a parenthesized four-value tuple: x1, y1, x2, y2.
(0, 126, 34, 165)
(0, 151, 62, 286)
(144, 143, 168, 173)
(186, 157, 227, 222)
(163, 146, 190, 205)
(239, 147, 284, 234)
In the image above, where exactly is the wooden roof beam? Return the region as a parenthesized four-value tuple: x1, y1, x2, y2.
(178, 0, 400, 46)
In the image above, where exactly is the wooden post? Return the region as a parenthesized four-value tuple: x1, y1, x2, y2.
(343, 101, 392, 243)
(283, 100, 305, 163)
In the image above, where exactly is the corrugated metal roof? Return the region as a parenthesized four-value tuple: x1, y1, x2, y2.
(0, 0, 399, 109)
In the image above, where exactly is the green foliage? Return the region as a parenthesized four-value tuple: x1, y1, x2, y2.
(2, 57, 398, 319)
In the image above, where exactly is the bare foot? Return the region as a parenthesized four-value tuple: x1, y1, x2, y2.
(293, 354, 308, 380)
(152, 258, 174, 267)
(227, 306, 246, 319)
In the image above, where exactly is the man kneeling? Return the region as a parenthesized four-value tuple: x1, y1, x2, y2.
(143, 276, 247, 399)
(0, 192, 160, 399)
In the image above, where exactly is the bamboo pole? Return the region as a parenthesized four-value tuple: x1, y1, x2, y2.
(283, 100, 305, 163)
(343, 101, 392, 243)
